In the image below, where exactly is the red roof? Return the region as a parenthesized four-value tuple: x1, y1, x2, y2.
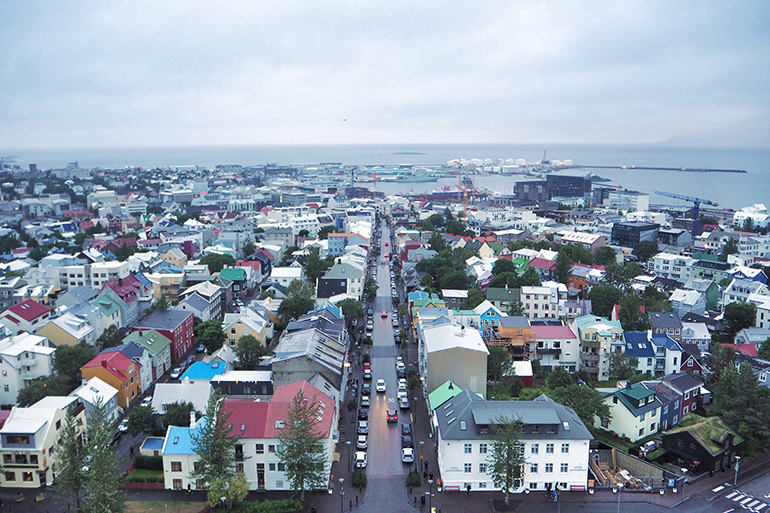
(724, 343, 758, 357)
(223, 399, 270, 439)
(82, 351, 136, 382)
(528, 257, 557, 270)
(532, 325, 577, 339)
(4, 299, 49, 322)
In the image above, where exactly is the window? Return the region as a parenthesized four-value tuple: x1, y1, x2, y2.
(171, 461, 182, 472)
(464, 463, 472, 473)
(547, 425, 555, 434)
(268, 445, 275, 453)
(531, 443, 539, 454)
(269, 463, 276, 471)
(464, 444, 472, 454)
(173, 479, 183, 490)
(529, 463, 538, 473)
(278, 463, 286, 471)
(4, 471, 15, 481)
(546, 443, 554, 454)
(236, 463, 244, 473)
(529, 482, 538, 490)
(531, 425, 539, 433)
(479, 463, 487, 473)
(479, 443, 488, 454)
(561, 443, 569, 454)
(479, 482, 487, 489)
(231, 328, 236, 334)
(545, 463, 553, 473)
(684, 391, 690, 399)
(640, 412, 646, 421)
(256, 444, 264, 454)
(639, 428, 644, 437)
(560, 463, 569, 473)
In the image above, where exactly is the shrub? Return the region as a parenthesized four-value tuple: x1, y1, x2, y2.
(352, 468, 367, 488)
(405, 470, 421, 488)
(234, 499, 303, 513)
(134, 455, 163, 470)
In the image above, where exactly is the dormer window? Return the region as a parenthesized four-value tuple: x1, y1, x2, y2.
(648, 396, 655, 404)
(638, 400, 644, 407)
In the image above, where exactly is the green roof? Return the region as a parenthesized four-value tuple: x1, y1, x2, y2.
(619, 383, 653, 401)
(220, 268, 246, 281)
(123, 329, 172, 356)
(666, 414, 743, 456)
(428, 380, 463, 411)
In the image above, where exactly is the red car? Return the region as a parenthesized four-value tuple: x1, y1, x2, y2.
(387, 410, 398, 423)
(363, 362, 371, 371)
(381, 311, 388, 318)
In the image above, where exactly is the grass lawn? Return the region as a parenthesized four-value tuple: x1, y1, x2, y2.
(128, 468, 164, 481)
(125, 502, 204, 513)
(592, 429, 659, 453)
(592, 380, 619, 388)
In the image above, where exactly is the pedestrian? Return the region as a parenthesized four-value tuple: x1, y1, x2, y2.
(423, 470, 428, 480)
(129, 445, 134, 458)
(429, 471, 433, 481)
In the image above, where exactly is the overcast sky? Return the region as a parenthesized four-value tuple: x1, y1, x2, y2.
(1, 1, 768, 149)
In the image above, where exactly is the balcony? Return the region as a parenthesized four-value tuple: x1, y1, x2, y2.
(582, 353, 600, 362)
(582, 340, 601, 349)
(537, 348, 562, 356)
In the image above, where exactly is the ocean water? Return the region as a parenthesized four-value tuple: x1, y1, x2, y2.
(6, 143, 769, 209)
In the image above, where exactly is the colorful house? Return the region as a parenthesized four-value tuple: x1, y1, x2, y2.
(81, 351, 142, 408)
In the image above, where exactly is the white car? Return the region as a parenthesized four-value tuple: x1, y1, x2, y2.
(357, 434, 368, 450)
(376, 379, 387, 393)
(140, 396, 153, 408)
(117, 419, 129, 433)
(361, 395, 370, 408)
(170, 367, 182, 379)
(402, 447, 415, 463)
(396, 362, 405, 371)
(355, 451, 368, 468)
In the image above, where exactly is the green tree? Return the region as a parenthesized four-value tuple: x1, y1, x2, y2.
(428, 232, 447, 252)
(439, 269, 471, 289)
(711, 363, 770, 455)
(279, 245, 300, 266)
(487, 346, 512, 383)
(618, 293, 650, 331)
(365, 276, 378, 303)
(428, 213, 446, 228)
(277, 280, 315, 323)
(594, 246, 617, 266)
(507, 300, 524, 317)
(492, 259, 519, 276)
(199, 253, 236, 273)
(467, 287, 486, 309)
(758, 338, 770, 360)
(17, 375, 63, 406)
(447, 219, 467, 236)
(208, 473, 249, 509)
(277, 388, 328, 501)
(587, 284, 624, 318)
(545, 367, 575, 389)
(196, 319, 227, 353)
(54, 405, 87, 510)
(54, 342, 96, 385)
(297, 229, 310, 238)
(720, 237, 739, 261)
(487, 417, 526, 506)
(82, 398, 125, 513)
(318, 225, 338, 240)
(243, 242, 256, 256)
(609, 351, 639, 380)
(97, 324, 124, 350)
(153, 293, 171, 311)
(303, 249, 328, 283)
(632, 240, 659, 262)
(191, 388, 240, 488)
(338, 298, 364, 334)
(235, 334, 266, 370)
(723, 301, 757, 335)
(707, 341, 737, 383)
(162, 401, 198, 430)
(547, 384, 611, 427)
(127, 405, 157, 435)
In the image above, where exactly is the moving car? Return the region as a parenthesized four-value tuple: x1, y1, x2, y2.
(381, 311, 388, 318)
(355, 451, 368, 468)
(376, 379, 386, 393)
(387, 410, 398, 423)
(357, 421, 369, 435)
(356, 434, 368, 450)
(401, 447, 415, 463)
(170, 367, 182, 379)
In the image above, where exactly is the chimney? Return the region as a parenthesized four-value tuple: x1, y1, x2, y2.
(190, 411, 197, 429)
(101, 359, 107, 368)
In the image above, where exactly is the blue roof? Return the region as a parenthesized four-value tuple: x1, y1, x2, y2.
(141, 437, 165, 451)
(314, 302, 342, 319)
(408, 291, 429, 302)
(182, 361, 227, 381)
(623, 331, 654, 358)
(163, 418, 207, 455)
(179, 293, 209, 311)
(651, 333, 683, 352)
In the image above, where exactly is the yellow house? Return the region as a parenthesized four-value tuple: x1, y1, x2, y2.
(36, 312, 95, 347)
(162, 248, 188, 268)
(222, 307, 273, 348)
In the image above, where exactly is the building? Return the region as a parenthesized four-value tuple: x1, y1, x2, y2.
(611, 221, 660, 248)
(434, 389, 592, 493)
(547, 174, 591, 200)
(0, 299, 51, 335)
(558, 231, 607, 255)
(418, 320, 488, 397)
(649, 311, 683, 342)
(210, 370, 273, 397)
(571, 315, 623, 381)
(0, 333, 56, 406)
(661, 414, 742, 475)
(134, 310, 194, 362)
(532, 325, 579, 372)
(668, 289, 706, 318)
(69, 376, 120, 423)
(473, 300, 505, 341)
(222, 305, 272, 348)
(36, 312, 95, 347)
(492, 316, 535, 360)
(597, 383, 661, 442)
(0, 396, 87, 488)
(648, 253, 696, 283)
(81, 350, 142, 409)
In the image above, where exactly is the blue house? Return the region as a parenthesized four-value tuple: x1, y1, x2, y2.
(642, 380, 681, 431)
(181, 361, 228, 382)
(473, 300, 505, 341)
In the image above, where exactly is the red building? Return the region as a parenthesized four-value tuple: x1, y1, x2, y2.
(134, 310, 194, 362)
(663, 372, 703, 419)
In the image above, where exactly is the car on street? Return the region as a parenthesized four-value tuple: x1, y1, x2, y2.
(398, 382, 407, 394)
(401, 423, 412, 436)
(381, 311, 388, 318)
(358, 408, 368, 420)
(118, 418, 129, 433)
(376, 379, 386, 392)
(363, 369, 372, 380)
(397, 367, 406, 378)
(387, 410, 398, 423)
(357, 421, 368, 435)
(357, 434, 368, 450)
(367, 308, 373, 317)
(141, 396, 153, 408)
(401, 434, 414, 448)
(366, 320, 373, 332)
(399, 396, 410, 409)
(362, 383, 371, 395)
(170, 367, 182, 379)
(354, 451, 368, 468)
(401, 447, 415, 463)
(360, 395, 370, 407)
(392, 318, 399, 327)
(396, 361, 406, 372)
(197, 344, 206, 353)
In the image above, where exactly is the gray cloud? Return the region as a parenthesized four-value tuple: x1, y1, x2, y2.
(1, 1, 768, 148)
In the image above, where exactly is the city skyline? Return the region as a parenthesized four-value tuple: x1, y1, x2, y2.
(1, 1, 768, 149)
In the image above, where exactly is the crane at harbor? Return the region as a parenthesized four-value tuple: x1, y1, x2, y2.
(452, 158, 474, 220)
(654, 190, 718, 237)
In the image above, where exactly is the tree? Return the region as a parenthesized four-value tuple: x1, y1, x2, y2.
(487, 417, 526, 506)
(162, 401, 198, 430)
(338, 298, 364, 334)
(277, 280, 315, 323)
(365, 276, 378, 303)
(548, 384, 611, 427)
(446, 219, 467, 236)
(54, 342, 96, 385)
(618, 293, 650, 331)
(82, 398, 125, 513)
(277, 388, 328, 501)
(720, 237, 739, 261)
(279, 245, 300, 266)
(318, 225, 338, 240)
(243, 242, 256, 257)
(758, 338, 770, 360)
(492, 259, 519, 276)
(487, 346, 512, 383)
(707, 341, 737, 383)
(545, 367, 575, 389)
(609, 351, 639, 380)
(17, 375, 63, 406)
(711, 363, 770, 455)
(199, 253, 236, 273)
(632, 240, 659, 262)
(191, 388, 239, 488)
(587, 284, 624, 318)
(723, 301, 757, 335)
(439, 269, 471, 290)
(594, 246, 617, 266)
(154, 293, 171, 311)
(208, 473, 249, 509)
(641, 286, 673, 313)
(298, 229, 310, 238)
(97, 324, 124, 350)
(507, 300, 524, 317)
(127, 405, 157, 435)
(304, 249, 328, 283)
(197, 319, 227, 353)
(467, 288, 486, 309)
(235, 334, 266, 370)
(428, 232, 447, 252)
(54, 405, 87, 510)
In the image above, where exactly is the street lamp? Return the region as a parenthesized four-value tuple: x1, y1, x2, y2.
(346, 441, 352, 471)
(615, 482, 623, 513)
(734, 456, 741, 486)
(339, 477, 345, 512)
(428, 478, 433, 512)
(419, 441, 425, 470)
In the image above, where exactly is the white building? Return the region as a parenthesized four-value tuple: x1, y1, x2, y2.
(733, 204, 770, 230)
(58, 261, 130, 290)
(0, 332, 56, 406)
(269, 266, 305, 287)
(69, 377, 120, 422)
(648, 253, 696, 283)
(521, 282, 568, 321)
(434, 389, 592, 493)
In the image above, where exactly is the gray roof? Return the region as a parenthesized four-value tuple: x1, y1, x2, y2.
(663, 372, 703, 393)
(435, 388, 592, 442)
(136, 309, 192, 329)
(56, 286, 98, 308)
(499, 316, 530, 329)
(649, 311, 683, 330)
(272, 328, 345, 376)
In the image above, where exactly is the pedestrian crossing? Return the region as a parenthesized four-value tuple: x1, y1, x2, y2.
(724, 490, 769, 512)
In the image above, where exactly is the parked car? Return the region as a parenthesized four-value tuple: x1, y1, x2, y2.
(118, 419, 129, 433)
(399, 396, 410, 410)
(401, 423, 412, 436)
(387, 410, 398, 423)
(397, 367, 406, 379)
(361, 395, 370, 408)
(376, 379, 386, 393)
(402, 447, 415, 463)
(357, 421, 369, 435)
(392, 318, 399, 327)
(401, 434, 414, 448)
(170, 367, 182, 379)
(363, 369, 372, 380)
(362, 383, 371, 395)
(358, 408, 368, 421)
(141, 396, 153, 408)
(357, 434, 368, 450)
(196, 344, 206, 353)
(366, 320, 373, 332)
(355, 451, 368, 468)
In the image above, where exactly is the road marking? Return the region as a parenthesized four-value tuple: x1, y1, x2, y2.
(755, 504, 767, 511)
(747, 500, 761, 508)
(727, 492, 739, 499)
(722, 509, 733, 513)
(714, 486, 726, 493)
(733, 494, 745, 502)
(740, 496, 754, 505)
